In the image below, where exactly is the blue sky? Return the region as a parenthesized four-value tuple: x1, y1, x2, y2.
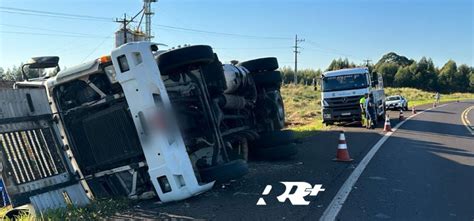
(0, 0, 472, 70)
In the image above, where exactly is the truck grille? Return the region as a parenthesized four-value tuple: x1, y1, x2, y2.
(326, 95, 362, 108)
(0, 128, 65, 184)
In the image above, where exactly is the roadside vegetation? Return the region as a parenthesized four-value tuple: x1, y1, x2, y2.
(281, 84, 474, 138)
(0, 198, 131, 221)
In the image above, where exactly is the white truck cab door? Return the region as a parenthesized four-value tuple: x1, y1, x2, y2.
(110, 42, 214, 202)
(0, 88, 90, 212)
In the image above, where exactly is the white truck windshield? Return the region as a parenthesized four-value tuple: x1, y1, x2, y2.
(322, 73, 368, 92)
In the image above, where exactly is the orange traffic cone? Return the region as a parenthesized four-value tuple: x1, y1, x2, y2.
(412, 106, 416, 114)
(399, 109, 405, 121)
(383, 115, 392, 132)
(333, 131, 353, 162)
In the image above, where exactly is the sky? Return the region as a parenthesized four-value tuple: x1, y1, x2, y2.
(0, 0, 472, 71)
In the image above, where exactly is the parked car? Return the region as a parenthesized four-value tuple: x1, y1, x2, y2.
(0, 42, 296, 214)
(385, 95, 408, 110)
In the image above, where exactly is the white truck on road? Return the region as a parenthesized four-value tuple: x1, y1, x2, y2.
(320, 67, 385, 125)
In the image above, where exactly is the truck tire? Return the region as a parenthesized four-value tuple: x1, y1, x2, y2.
(238, 57, 279, 73)
(157, 45, 215, 75)
(199, 159, 249, 183)
(267, 90, 285, 130)
(201, 53, 227, 95)
(253, 143, 298, 161)
(252, 71, 283, 89)
(252, 130, 295, 148)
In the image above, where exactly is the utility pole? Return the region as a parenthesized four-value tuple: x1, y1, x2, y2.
(144, 0, 157, 41)
(115, 14, 132, 45)
(293, 34, 305, 84)
(363, 59, 372, 67)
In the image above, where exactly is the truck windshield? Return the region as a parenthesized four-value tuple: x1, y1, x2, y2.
(322, 73, 368, 92)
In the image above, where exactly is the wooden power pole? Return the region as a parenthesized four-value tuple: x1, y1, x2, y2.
(293, 34, 305, 84)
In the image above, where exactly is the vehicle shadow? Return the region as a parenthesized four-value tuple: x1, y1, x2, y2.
(337, 133, 474, 220)
(111, 115, 473, 220)
(399, 118, 472, 139)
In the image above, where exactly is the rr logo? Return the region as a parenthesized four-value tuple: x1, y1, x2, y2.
(257, 182, 325, 206)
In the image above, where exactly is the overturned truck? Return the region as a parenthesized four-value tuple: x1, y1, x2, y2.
(0, 42, 297, 213)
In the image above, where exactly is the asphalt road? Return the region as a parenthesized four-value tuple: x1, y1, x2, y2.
(337, 101, 474, 220)
(115, 101, 473, 220)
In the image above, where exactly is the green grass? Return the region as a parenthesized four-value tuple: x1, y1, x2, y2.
(281, 84, 474, 137)
(1, 198, 131, 221)
(385, 87, 474, 107)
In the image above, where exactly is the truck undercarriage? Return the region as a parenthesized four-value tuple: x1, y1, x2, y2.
(0, 42, 297, 213)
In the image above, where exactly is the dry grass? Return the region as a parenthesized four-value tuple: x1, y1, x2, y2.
(0, 198, 131, 221)
(281, 84, 474, 137)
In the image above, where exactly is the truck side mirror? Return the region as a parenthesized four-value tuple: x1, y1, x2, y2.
(371, 72, 379, 87)
(21, 56, 60, 81)
(315, 77, 322, 91)
(26, 56, 60, 69)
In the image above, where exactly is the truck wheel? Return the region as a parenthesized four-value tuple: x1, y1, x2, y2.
(267, 90, 285, 130)
(253, 143, 298, 161)
(201, 53, 227, 95)
(157, 45, 215, 75)
(252, 130, 295, 148)
(252, 71, 283, 89)
(199, 159, 249, 183)
(238, 57, 279, 73)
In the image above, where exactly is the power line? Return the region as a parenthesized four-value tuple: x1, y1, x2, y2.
(0, 23, 104, 37)
(0, 6, 111, 21)
(0, 30, 113, 38)
(305, 40, 364, 62)
(0, 10, 112, 22)
(82, 33, 116, 62)
(213, 47, 290, 50)
(155, 24, 292, 40)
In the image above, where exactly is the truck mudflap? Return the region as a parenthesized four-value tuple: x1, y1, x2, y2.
(110, 42, 214, 202)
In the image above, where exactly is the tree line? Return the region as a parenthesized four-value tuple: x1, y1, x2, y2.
(1, 52, 473, 93)
(279, 53, 474, 93)
(0, 64, 43, 81)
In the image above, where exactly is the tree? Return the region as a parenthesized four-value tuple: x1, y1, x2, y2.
(326, 58, 356, 71)
(438, 60, 458, 92)
(279, 66, 295, 84)
(375, 52, 414, 67)
(394, 66, 413, 87)
(375, 63, 399, 87)
(456, 64, 471, 92)
(0, 67, 4, 80)
(469, 71, 474, 92)
(412, 57, 438, 91)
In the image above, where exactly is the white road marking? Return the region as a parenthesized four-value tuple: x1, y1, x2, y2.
(461, 106, 474, 135)
(319, 103, 448, 221)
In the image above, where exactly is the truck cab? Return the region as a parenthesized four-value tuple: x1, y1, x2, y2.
(0, 42, 292, 215)
(320, 67, 385, 125)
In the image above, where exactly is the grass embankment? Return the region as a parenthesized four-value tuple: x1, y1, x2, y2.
(384, 87, 474, 107)
(281, 84, 474, 137)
